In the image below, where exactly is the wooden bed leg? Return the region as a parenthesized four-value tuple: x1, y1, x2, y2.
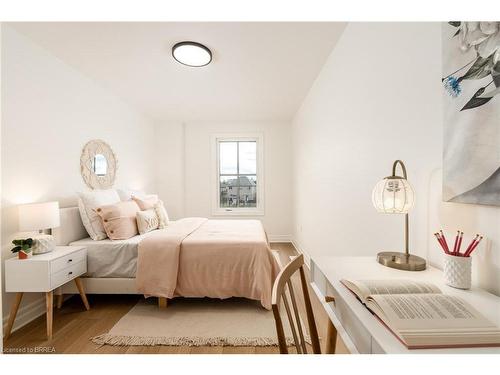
(158, 297, 167, 308)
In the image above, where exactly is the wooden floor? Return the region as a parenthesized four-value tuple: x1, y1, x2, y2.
(3, 243, 349, 354)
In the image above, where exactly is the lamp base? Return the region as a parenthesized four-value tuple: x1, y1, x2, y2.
(377, 251, 426, 271)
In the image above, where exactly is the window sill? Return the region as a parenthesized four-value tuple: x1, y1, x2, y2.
(212, 209, 265, 217)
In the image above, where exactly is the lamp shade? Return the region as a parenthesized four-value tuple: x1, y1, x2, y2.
(18, 201, 60, 232)
(372, 177, 415, 214)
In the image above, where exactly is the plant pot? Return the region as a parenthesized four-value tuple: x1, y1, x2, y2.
(18, 250, 32, 260)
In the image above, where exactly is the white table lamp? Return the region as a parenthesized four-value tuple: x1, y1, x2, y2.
(18, 201, 60, 254)
(372, 160, 426, 271)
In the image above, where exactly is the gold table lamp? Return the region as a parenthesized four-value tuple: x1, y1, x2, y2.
(372, 160, 426, 271)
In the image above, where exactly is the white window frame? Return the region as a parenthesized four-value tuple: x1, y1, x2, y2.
(211, 133, 264, 216)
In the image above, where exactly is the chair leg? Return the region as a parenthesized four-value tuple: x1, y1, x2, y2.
(326, 320, 338, 354)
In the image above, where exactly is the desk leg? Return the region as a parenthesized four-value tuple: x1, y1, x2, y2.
(326, 320, 338, 354)
(74, 277, 90, 311)
(46, 291, 53, 339)
(4, 292, 23, 340)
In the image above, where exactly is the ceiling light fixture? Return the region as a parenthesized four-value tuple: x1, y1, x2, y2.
(172, 41, 212, 67)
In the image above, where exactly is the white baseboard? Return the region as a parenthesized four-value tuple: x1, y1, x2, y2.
(291, 237, 311, 270)
(268, 234, 292, 243)
(2, 296, 46, 335)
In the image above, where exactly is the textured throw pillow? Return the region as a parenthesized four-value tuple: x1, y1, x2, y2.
(132, 195, 158, 210)
(154, 200, 169, 229)
(77, 189, 121, 240)
(136, 209, 160, 235)
(95, 200, 140, 240)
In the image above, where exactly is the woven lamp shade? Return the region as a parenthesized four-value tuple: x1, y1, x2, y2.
(372, 177, 414, 214)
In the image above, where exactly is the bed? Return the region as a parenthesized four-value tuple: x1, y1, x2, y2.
(54, 207, 280, 309)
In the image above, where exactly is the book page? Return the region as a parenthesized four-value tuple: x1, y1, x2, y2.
(348, 279, 441, 300)
(369, 294, 497, 331)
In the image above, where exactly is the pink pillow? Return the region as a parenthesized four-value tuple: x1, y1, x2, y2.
(95, 200, 140, 240)
(132, 195, 158, 210)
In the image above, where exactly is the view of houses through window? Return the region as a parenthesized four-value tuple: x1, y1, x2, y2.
(219, 140, 257, 208)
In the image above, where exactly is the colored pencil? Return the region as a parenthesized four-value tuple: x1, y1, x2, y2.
(465, 236, 483, 257)
(464, 234, 479, 256)
(435, 232, 450, 254)
(439, 230, 451, 254)
(452, 230, 460, 255)
(434, 233, 445, 253)
(456, 232, 464, 256)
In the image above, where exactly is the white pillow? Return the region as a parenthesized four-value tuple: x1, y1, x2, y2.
(77, 189, 120, 240)
(154, 200, 169, 229)
(136, 209, 159, 235)
(117, 189, 147, 201)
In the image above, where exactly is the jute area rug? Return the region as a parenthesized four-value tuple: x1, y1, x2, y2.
(92, 297, 306, 347)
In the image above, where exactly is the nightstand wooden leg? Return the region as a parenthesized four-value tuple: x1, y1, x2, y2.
(46, 291, 53, 339)
(158, 297, 167, 308)
(56, 294, 63, 309)
(4, 292, 23, 340)
(74, 277, 90, 310)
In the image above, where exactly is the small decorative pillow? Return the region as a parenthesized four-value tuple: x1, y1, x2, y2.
(95, 200, 140, 240)
(136, 209, 160, 235)
(78, 189, 121, 240)
(154, 200, 169, 229)
(132, 195, 158, 210)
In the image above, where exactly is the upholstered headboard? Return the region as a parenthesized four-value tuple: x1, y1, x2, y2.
(52, 207, 89, 245)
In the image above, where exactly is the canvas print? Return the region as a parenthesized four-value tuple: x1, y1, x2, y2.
(442, 22, 500, 206)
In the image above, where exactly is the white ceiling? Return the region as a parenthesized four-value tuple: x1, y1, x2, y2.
(9, 22, 346, 122)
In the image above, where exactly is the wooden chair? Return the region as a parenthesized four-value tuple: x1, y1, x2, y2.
(271, 253, 322, 354)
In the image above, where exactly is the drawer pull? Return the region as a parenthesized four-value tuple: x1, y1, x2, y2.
(68, 259, 73, 263)
(325, 295, 336, 305)
(68, 271, 73, 276)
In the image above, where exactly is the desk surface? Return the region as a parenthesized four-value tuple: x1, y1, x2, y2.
(311, 256, 500, 354)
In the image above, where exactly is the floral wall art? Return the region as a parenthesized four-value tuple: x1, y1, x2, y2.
(442, 22, 500, 206)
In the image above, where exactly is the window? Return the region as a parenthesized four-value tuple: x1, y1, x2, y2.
(213, 135, 263, 215)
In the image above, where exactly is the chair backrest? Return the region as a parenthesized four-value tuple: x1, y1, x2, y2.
(271, 254, 321, 354)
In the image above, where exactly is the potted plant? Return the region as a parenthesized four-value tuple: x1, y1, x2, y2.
(11, 238, 34, 259)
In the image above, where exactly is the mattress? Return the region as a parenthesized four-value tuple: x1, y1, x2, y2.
(70, 234, 152, 278)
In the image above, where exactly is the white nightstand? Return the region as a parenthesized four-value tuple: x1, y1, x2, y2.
(4, 246, 89, 340)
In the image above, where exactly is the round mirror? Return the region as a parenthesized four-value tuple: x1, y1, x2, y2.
(93, 154, 108, 176)
(80, 140, 117, 189)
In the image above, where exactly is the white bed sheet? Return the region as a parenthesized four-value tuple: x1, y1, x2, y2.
(70, 234, 152, 278)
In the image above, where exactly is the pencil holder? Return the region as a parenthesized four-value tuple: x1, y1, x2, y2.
(443, 253, 471, 290)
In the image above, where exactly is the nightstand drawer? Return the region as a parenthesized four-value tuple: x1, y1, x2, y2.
(50, 261, 86, 289)
(50, 248, 86, 274)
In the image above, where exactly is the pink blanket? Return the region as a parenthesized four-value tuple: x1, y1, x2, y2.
(136, 218, 280, 310)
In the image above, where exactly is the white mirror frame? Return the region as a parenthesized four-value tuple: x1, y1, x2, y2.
(80, 139, 118, 189)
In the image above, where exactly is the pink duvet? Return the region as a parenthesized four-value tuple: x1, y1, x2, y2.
(136, 218, 280, 310)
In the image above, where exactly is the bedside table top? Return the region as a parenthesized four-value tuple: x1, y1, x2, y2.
(5, 246, 86, 263)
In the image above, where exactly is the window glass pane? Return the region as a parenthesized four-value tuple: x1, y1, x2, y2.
(220, 176, 239, 207)
(238, 175, 257, 207)
(219, 142, 237, 174)
(238, 141, 257, 174)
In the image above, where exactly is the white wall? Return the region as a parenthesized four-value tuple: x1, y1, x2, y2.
(1, 26, 157, 330)
(291, 22, 500, 295)
(156, 121, 293, 239)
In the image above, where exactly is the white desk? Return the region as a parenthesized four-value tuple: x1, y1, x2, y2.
(310, 256, 500, 354)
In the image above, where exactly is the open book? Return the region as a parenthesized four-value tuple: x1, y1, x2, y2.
(341, 279, 500, 349)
